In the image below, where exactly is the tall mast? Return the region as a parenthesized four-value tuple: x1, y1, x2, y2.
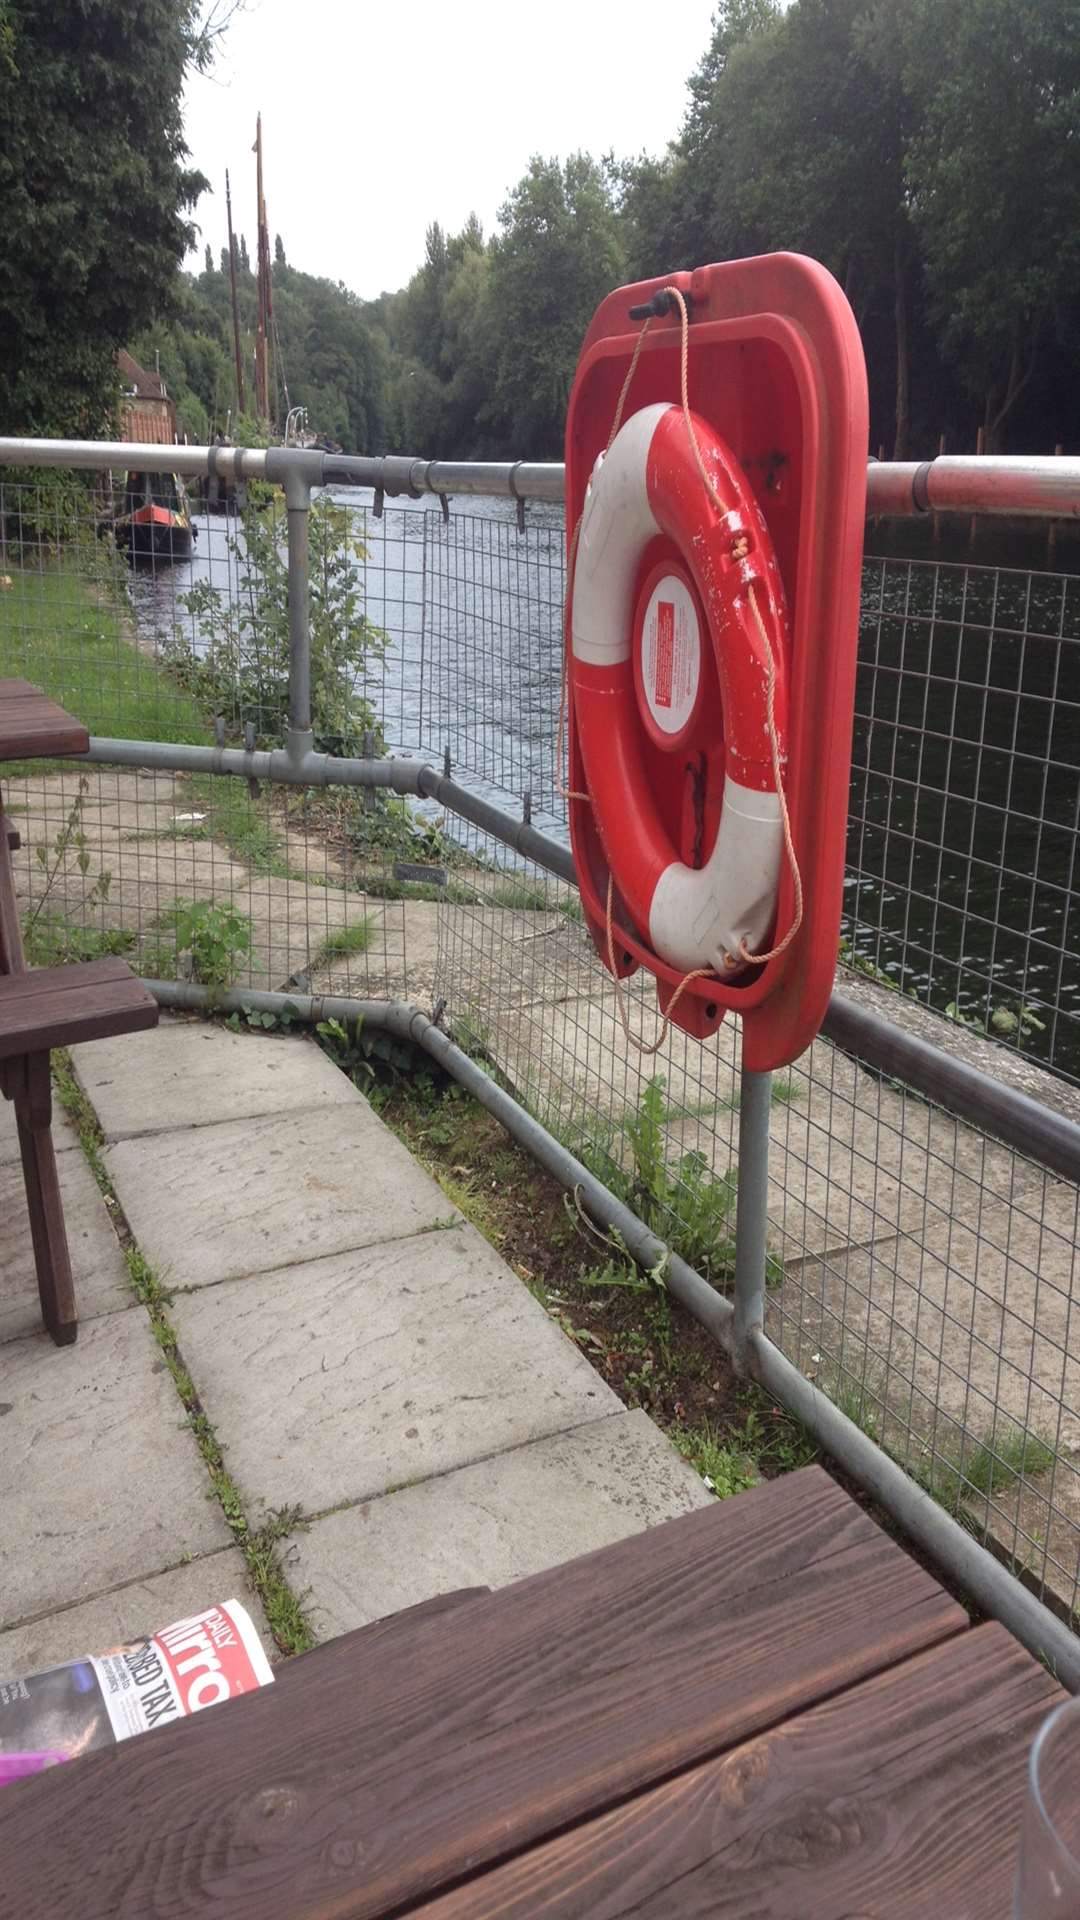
(253, 112, 269, 421)
(225, 168, 246, 415)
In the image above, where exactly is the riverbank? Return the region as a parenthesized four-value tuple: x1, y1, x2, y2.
(0, 563, 207, 744)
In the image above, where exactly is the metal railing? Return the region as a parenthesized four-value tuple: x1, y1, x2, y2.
(2, 436, 1080, 1680)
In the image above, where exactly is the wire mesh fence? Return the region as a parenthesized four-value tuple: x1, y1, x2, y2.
(849, 556, 1080, 1084)
(431, 836, 1080, 1620)
(2, 458, 1080, 1618)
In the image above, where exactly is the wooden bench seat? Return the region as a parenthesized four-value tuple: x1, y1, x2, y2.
(0, 956, 158, 1059)
(0, 958, 158, 1346)
(0, 683, 158, 1348)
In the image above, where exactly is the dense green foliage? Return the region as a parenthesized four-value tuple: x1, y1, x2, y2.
(611, 0, 1080, 454)
(0, 0, 210, 435)
(3, 0, 1077, 457)
(177, 491, 387, 755)
(133, 243, 395, 451)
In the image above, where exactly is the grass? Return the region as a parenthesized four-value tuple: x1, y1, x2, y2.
(23, 914, 134, 970)
(672, 1422, 760, 1498)
(51, 1049, 315, 1656)
(311, 917, 375, 968)
(0, 563, 208, 745)
(917, 1427, 1055, 1510)
(52, 1047, 109, 1192)
(187, 775, 286, 873)
(488, 879, 551, 912)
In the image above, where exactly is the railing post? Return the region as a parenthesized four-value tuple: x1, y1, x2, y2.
(732, 1065, 773, 1368)
(283, 467, 313, 765)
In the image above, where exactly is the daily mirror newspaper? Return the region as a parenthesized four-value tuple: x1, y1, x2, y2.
(0, 1598, 273, 1786)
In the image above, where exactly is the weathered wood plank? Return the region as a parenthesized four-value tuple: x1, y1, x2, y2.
(0, 1470, 966, 1920)
(0, 957, 157, 1057)
(0, 687, 89, 759)
(416, 1622, 1060, 1919)
(0, 678, 49, 700)
(17, 1050, 77, 1343)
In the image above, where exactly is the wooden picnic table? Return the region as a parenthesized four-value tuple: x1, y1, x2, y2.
(0, 680, 156, 1342)
(0, 1466, 1061, 1916)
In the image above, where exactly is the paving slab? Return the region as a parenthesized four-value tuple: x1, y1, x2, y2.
(170, 1224, 620, 1523)
(73, 1017, 361, 1140)
(773, 1169, 1080, 1451)
(0, 1310, 230, 1630)
(0, 1098, 80, 1164)
(290, 1409, 713, 1638)
(106, 1101, 458, 1289)
(0, 1547, 272, 1678)
(0, 1141, 131, 1347)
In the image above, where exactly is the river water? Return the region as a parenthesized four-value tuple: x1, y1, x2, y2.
(124, 489, 1080, 1081)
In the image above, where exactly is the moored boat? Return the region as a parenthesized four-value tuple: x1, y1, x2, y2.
(114, 471, 196, 563)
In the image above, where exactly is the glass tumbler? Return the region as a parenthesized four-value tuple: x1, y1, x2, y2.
(1015, 1697, 1080, 1916)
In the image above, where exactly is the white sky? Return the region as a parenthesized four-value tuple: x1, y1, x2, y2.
(182, 0, 718, 298)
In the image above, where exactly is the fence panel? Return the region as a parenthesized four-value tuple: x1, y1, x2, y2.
(3, 456, 1080, 1618)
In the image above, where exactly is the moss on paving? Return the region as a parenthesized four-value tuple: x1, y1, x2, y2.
(51, 1046, 314, 1655)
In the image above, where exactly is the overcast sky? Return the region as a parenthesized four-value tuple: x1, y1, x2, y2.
(182, 0, 717, 299)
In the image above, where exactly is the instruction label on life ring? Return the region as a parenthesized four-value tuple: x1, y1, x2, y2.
(641, 575, 701, 734)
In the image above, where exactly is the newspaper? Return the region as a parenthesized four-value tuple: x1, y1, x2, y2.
(0, 1598, 273, 1786)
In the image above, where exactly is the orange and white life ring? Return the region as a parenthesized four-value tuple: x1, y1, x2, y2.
(569, 400, 791, 976)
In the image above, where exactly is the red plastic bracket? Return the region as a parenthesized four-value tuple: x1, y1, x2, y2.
(564, 253, 869, 1071)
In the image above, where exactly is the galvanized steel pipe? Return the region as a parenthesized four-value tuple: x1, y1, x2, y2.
(3, 437, 1080, 518)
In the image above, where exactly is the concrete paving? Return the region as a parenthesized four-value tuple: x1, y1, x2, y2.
(0, 1308, 232, 1629)
(0, 1015, 711, 1676)
(291, 1410, 714, 1639)
(170, 1226, 619, 1523)
(0, 1127, 131, 1347)
(107, 1101, 461, 1291)
(0, 1550, 271, 1677)
(74, 1020, 359, 1137)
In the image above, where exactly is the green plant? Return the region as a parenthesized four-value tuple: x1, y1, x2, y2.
(489, 880, 550, 911)
(156, 900, 253, 991)
(435, 1169, 502, 1242)
(311, 918, 375, 968)
(51, 1047, 109, 1192)
(24, 776, 113, 940)
(178, 493, 387, 756)
(224, 1005, 299, 1034)
(578, 1255, 652, 1293)
(946, 997, 1047, 1046)
(353, 874, 480, 906)
(621, 1077, 740, 1283)
(315, 1013, 376, 1089)
(917, 1426, 1054, 1510)
(989, 1002, 1046, 1043)
(672, 1422, 759, 1498)
(24, 914, 133, 969)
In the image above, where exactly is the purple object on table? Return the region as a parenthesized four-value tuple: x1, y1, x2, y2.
(0, 1752, 68, 1787)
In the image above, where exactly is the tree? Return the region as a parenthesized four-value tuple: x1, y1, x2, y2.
(486, 155, 626, 455)
(901, 0, 1080, 448)
(0, 0, 216, 436)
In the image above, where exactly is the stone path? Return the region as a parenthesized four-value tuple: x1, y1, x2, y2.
(0, 1017, 708, 1674)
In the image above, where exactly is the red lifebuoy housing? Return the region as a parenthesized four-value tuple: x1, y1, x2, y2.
(564, 254, 869, 1071)
(570, 401, 791, 976)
